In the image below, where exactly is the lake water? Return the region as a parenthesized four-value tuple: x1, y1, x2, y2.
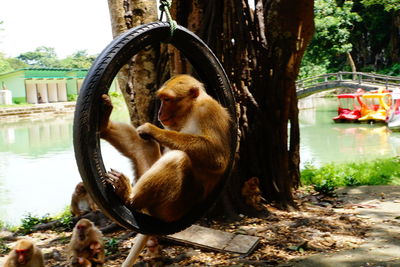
(0, 111, 133, 226)
(1, 96, 399, 225)
(299, 97, 400, 167)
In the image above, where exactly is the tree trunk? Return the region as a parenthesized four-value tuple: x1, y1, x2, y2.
(347, 52, 357, 73)
(107, 0, 158, 126)
(168, 0, 314, 214)
(257, 0, 314, 207)
(107, 0, 314, 218)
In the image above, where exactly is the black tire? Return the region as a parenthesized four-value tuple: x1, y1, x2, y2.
(73, 21, 237, 235)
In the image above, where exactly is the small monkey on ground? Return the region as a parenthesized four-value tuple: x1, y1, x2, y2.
(143, 236, 161, 260)
(70, 182, 98, 217)
(100, 74, 231, 222)
(3, 239, 44, 267)
(241, 177, 264, 211)
(68, 218, 105, 267)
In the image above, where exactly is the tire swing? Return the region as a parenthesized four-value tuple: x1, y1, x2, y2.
(73, 21, 237, 235)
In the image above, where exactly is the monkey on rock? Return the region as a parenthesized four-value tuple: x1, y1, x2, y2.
(99, 74, 231, 222)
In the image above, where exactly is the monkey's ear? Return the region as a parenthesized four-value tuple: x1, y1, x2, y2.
(189, 87, 200, 98)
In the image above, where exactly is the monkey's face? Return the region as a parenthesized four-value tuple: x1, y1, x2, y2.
(75, 183, 87, 195)
(16, 249, 31, 264)
(77, 223, 88, 241)
(157, 88, 199, 129)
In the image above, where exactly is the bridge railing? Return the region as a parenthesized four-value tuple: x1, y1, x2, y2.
(296, 72, 400, 92)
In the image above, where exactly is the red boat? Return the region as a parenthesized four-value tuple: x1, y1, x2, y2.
(332, 90, 365, 123)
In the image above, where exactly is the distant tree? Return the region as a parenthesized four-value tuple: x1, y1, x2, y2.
(300, 0, 360, 78)
(353, 0, 400, 68)
(0, 53, 13, 74)
(361, 0, 400, 11)
(6, 57, 28, 70)
(0, 53, 27, 74)
(17, 46, 61, 68)
(60, 50, 96, 69)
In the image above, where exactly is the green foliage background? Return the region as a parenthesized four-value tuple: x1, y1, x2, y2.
(300, 0, 400, 78)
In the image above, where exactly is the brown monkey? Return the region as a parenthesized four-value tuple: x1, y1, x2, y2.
(241, 177, 264, 211)
(68, 218, 105, 267)
(100, 74, 231, 222)
(70, 182, 98, 217)
(143, 236, 161, 260)
(4, 239, 44, 267)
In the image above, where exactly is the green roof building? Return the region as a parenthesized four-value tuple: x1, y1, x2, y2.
(0, 68, 88, 104)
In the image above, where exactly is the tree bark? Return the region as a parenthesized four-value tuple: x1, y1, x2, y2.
(258, 0, 314, 206)
(168, 0, 314, 214)
(107, 0, 314, 218)
(347, 52, 357, 73)
(107, 0, 158, 126)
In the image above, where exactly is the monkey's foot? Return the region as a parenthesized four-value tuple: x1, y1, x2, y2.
(104, 169, 132, 203)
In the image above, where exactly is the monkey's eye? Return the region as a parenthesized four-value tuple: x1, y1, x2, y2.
(163, 98, 171, 102)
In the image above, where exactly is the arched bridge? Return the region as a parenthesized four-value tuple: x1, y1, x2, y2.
(296, 72, 400, 98)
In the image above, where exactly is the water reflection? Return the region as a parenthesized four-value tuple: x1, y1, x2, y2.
(0, 116, 73, 157)
(0, 114, 132, 225)
(299, 97, 400, 168)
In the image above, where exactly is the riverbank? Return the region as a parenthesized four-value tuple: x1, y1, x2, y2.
(0, 102, 76, 121)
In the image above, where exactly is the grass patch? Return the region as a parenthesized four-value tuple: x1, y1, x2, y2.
(0, 103, 34, 108)
(18, 213, 52, 235)
(53, 207, 74, 231)
(301, 157, 400, 194)
(15, 207, 74, 234)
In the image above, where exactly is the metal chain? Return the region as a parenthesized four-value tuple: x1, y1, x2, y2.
(159, 0, 177, 37)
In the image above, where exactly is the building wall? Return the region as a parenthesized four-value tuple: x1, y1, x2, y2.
(0, 68, 88, 104)
(0, 68, 120, 105)
(0, 70, 26, 103)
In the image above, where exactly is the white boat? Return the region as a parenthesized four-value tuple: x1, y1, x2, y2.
(387, 88, 400, 131)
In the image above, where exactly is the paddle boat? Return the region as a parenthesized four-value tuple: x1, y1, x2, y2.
(332, 89, 365, 123)
(358, 89, 391, 123)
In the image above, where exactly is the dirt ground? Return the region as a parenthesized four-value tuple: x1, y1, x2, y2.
(288, 185, 400, 267)
(1, 185, 399, 266)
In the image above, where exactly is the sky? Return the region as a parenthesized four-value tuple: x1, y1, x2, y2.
(0, 0, 113, 58)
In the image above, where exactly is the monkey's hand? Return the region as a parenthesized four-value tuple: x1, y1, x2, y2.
(99, 94, 113, 134)
(137, 122, 156, 140)
(104, 169, 133, 205)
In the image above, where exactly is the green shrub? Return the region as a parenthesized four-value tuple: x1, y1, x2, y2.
(0, 239, 10, 254)
(54, 208, 74, 231)
(19, 214, 51, 234)
(301, 157, 400, 191)
(378, 63, 400, 76)
(67, 94, 78, 101)
(105, 237, 119, 256)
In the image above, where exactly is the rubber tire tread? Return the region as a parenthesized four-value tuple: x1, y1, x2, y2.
(73, 22, 237, 235)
